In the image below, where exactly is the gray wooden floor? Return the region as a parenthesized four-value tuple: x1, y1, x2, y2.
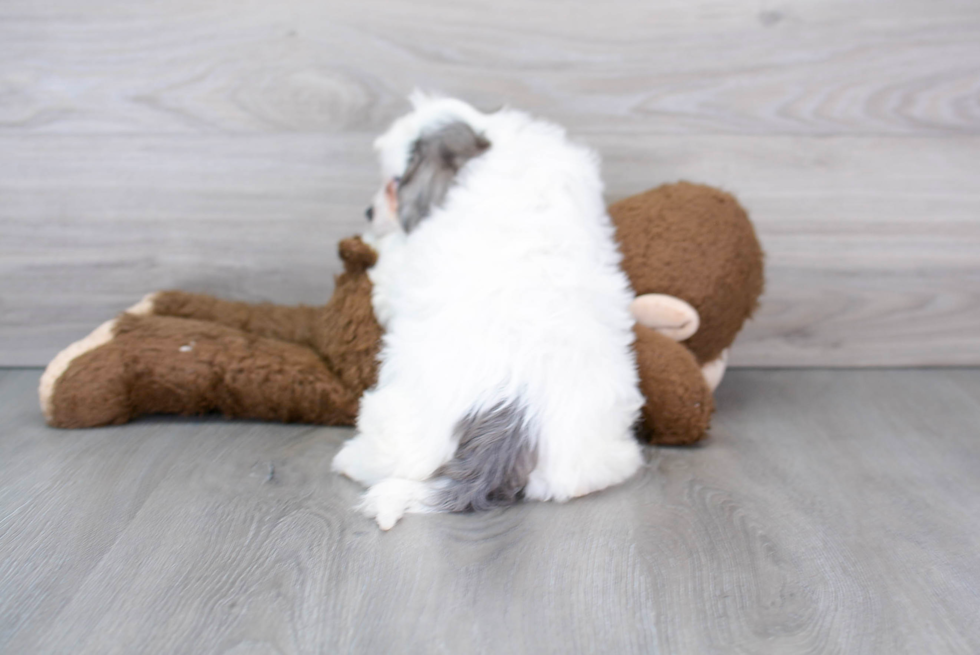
(1, 368, 979, 654)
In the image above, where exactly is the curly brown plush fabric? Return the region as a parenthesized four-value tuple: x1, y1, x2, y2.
(49, 313, 359, 429)
(150, 236, 381, 397)
(44, 236, 381, 429)
(632, 325, 714, 445)
(42, 184, 763, 445)
(610, 182, 764, 365)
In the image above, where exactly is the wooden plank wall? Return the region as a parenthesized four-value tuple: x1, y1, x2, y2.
(1, 0, 978, 367)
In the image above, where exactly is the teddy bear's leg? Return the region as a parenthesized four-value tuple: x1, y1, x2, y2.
(630, 294, 700, 342)
(633, 325, 714, 445)
(41, 312, 359, 429)
(38, 293, 160, 423)
(148, 290, 323, 347)
(700, 349, 729, 392)
(39, 317, 122, 425)
(145, 236, 381, 347)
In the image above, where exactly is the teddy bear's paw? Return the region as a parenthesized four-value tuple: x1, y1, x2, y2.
(630, 294, 700, 341)
(39, 294, 159, 424)
(38, 317, 121, 423)
(701, 349, 729, 392)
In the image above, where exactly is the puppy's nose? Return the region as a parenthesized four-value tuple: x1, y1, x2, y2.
(365, 206, 374, 221)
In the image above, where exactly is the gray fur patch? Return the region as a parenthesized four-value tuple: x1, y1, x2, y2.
(397, 121, 490, 233)
(437, 400, 537, 513)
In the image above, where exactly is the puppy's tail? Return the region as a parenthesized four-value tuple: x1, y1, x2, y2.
(361, 400, 537, 529)
(435, 399, 538, 512)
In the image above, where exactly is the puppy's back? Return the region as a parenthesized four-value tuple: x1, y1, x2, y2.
(368, 97, 643, 514)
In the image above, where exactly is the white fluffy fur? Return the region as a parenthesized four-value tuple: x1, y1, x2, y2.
(333, 93, 644, 529)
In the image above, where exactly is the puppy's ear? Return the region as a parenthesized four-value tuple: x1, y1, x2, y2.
(397, 121, 491, 233)
(408, 88, 437, 108)
(437, 132, 491, 171)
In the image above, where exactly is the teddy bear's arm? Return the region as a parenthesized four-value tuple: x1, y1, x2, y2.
(633, 324, 714, 445)
(630, 294, 730, 391)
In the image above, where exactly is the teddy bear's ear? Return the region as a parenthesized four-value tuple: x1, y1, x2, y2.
(337, 236, 378, 273)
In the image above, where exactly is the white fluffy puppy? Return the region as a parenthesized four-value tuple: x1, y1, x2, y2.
(332, 93, 644, 529)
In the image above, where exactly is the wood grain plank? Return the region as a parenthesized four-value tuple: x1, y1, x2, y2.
(2, 133, 978, 366)
(2, 368, 979, 653)
(0, 0, 978, 136)
(1, 0, 979, 366)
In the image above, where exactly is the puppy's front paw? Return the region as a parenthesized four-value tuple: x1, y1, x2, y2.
(332, 436, 394, 487)
(359, 478, 433, 530)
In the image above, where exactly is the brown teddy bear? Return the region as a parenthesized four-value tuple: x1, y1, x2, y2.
(39, 182, 763, 445)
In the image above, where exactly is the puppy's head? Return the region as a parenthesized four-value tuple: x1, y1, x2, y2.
(366, 93, 491, 236)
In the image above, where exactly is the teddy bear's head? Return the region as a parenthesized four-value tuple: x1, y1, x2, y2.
(609, 182, 764, 365)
